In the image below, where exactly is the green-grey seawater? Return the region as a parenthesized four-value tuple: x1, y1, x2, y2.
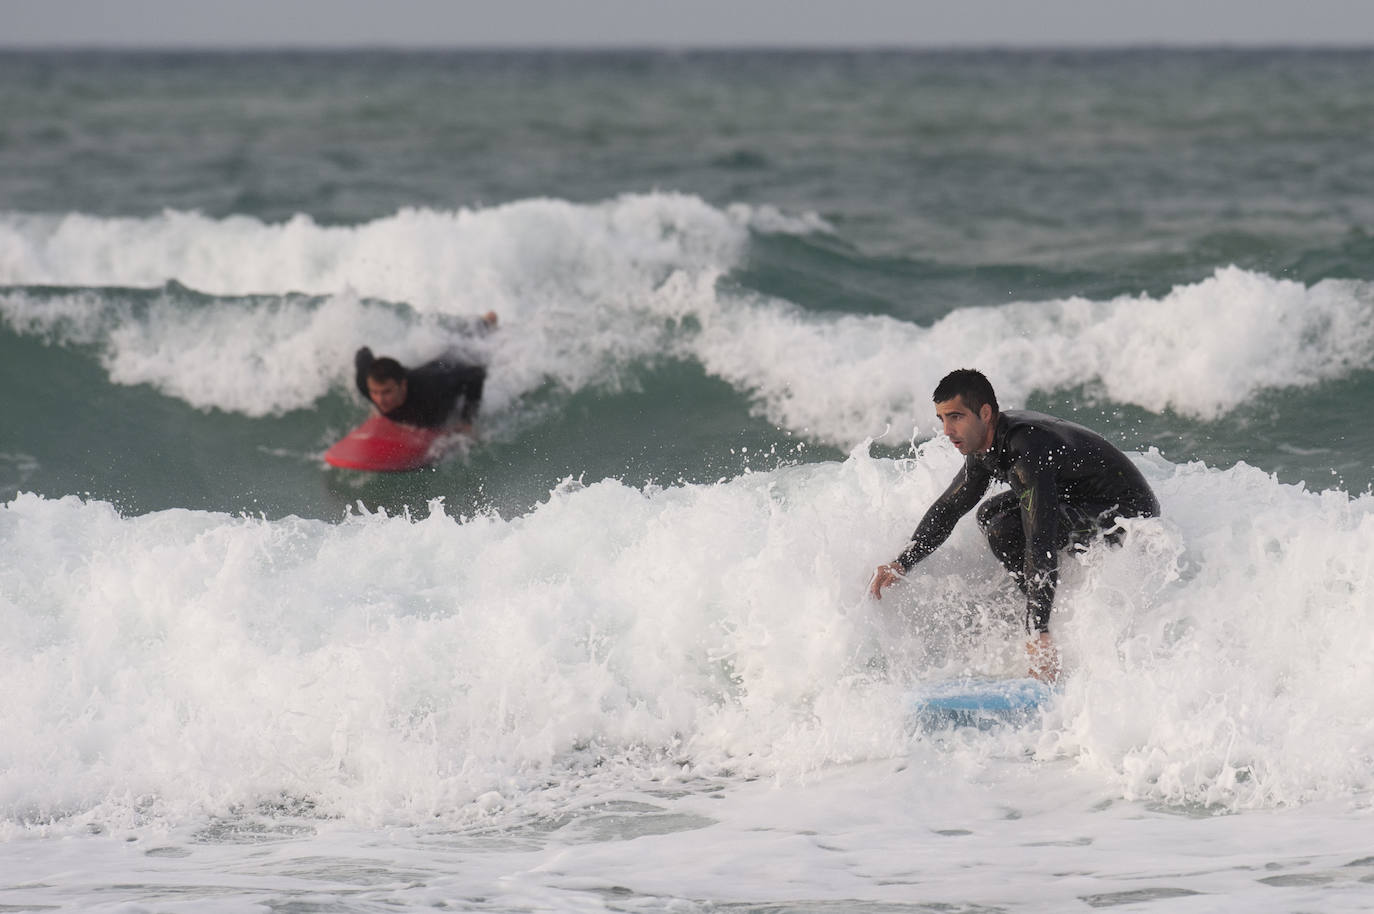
(2, 49, 1373, 518)
(7, 50, 1374, 914)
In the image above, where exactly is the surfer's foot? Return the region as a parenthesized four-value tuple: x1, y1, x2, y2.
(1026, 633, 1060, 684)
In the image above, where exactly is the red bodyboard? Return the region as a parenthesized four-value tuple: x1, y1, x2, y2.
(324, 415, 444, 472)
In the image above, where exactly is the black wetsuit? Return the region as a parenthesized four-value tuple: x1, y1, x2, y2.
(894, 410, 1159, 633)
(354, 347, 486, 428)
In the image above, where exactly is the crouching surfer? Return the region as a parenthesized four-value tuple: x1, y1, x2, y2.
(868, 369, 1160, 683)
(354, 311, 496, 433)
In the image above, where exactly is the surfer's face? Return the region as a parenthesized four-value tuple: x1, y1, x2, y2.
(935, 395, 995, 456)
(367, 378, 407, 413)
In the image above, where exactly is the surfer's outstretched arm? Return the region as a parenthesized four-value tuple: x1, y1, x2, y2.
(354, 346, 375, 399)
(870, 462, 989, 600)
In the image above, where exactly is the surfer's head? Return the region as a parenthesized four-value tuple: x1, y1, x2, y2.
(365, 357, 408, 413)
(933, 369, 998, 456)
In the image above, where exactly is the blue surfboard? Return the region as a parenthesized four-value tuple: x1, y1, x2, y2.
(907, 676, 1056, 730)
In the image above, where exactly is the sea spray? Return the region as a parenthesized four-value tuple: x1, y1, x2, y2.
(1047, 457, 1374, 809)
(4, 443, 1372, 834)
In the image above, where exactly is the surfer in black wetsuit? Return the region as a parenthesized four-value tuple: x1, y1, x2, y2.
(869, 369, 1159, 682)
(354, 313, 495, 430)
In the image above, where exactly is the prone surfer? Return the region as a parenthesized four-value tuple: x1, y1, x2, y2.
(354, 312, 496, 432)
(868, 369, 1159, 683)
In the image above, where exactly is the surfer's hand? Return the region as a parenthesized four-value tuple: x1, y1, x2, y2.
(1027, 632, 1061, 684)
(869, 562, 905, 599)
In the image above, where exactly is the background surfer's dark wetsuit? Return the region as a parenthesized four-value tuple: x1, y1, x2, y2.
(354, 348, 486, 428)
(894, 410, 1159, 633)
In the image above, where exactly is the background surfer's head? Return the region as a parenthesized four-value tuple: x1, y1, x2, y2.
(933, 368, 999, 455)
(365, 357, 408, 413)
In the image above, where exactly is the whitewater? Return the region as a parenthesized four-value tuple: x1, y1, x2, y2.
(3, 440, 1374, 909)
(4, 199, 1373, 440)
(4, 195, 1374, 914)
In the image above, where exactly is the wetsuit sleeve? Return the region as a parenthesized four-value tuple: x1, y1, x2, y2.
(1009, 449, 1061, 633)
(354, 347, 374, 400)
(446, 362, 486, 423)
(895, 461, 991, 571)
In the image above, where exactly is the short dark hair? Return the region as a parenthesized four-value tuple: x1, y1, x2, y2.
(366, 357, 407, 385)
(933, 369, 998, 415)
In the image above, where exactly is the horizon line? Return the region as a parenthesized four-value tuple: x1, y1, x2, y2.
(4, 40, 1374, 53)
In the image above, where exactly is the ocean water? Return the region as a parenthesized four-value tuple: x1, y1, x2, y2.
(2, 48, 1374, 912)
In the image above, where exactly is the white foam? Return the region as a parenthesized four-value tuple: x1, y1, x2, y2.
(1047, 455, 1374, 809)
(4, 200, 1373, 435)
(0, 194, 749, 416)
(0, 196, 747, 309)
(686, 266, 1374, 444)
(2, 444, 1372, 833)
